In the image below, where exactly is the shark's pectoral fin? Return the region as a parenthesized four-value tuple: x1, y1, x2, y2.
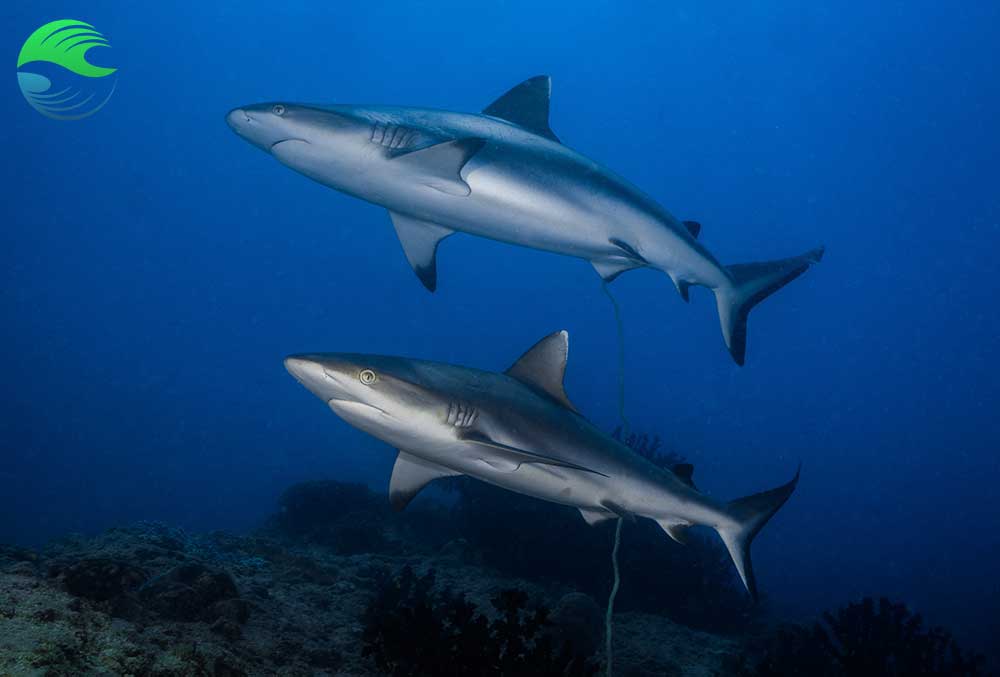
(393, 137, 485, 196)
(591, 258, 646, 283)
(389, 451, 461, 511)
(656, 518, 693, 545)
(579, 507, 617, 526)
(388, 211, 455, 292)
(505, 330, 579, 412)
(482, 75, 560, 143)
(459, 430, 608, 477)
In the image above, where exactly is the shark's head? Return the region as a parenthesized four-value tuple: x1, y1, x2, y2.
(226, 102, 378, 177)
(284, 353, 454, 447)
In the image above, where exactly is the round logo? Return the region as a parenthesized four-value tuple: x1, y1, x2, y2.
(16, 19, 117, 120)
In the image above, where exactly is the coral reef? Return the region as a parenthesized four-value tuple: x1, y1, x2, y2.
(743, 597, 986, 676)
(362, 565, 598, 676)
(0, 481, 744, 676)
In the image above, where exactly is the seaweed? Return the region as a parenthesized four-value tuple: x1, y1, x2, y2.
(746, 597, 986, 676)
(362, 566, 598, 676)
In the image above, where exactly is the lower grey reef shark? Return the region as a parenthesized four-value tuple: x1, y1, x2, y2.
(228, 76, 823, 365)
(284, 331, 799, 600)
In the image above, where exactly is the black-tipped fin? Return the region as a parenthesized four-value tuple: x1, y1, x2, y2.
(656, 518, 692, 545)
(389, 451, 461, 511)
(388, 211, 455, 292)
(715, 246, 825, 365)
(483, 75, 559, 142)
(683, 221, 701, 238)
(717, 466, 801, 601)
(672, 463, 697, 490)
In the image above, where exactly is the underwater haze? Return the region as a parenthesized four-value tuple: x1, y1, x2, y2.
(3, 0, 999, 669)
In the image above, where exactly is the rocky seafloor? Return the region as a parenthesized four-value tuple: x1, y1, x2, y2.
(0, 479, 989, 677)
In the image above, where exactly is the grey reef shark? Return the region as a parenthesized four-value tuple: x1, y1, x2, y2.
(228, 76, 823, 365)
(284, 331, 799, 599)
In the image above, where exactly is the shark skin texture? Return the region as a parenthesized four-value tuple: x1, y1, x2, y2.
(227, 77, 823, 365)
(284, 331, 799, 600)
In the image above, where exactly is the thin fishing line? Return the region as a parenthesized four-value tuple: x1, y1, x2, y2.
(601, 280, 629, 677)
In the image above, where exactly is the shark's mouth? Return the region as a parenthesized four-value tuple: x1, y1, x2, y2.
(327, 398, 394, 421)
(270, 138, 310, 153)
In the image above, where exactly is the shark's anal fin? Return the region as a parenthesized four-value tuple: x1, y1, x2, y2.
(389, 451, 461, 511)
(656, 518, 692, 545)
(483, 75, 560, 143)
(394, 137, 485, 196)
(683, 221, 701, 239)
(591, 258, 645, 283)
(505, 330, 578, 412)
(579, 507, 617, 526)
(388, 211, 455, 292)
(459, 429, 608, 477)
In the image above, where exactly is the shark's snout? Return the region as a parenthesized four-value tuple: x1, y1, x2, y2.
(226, 108, 251, 132)
(284, 355, 331, 399)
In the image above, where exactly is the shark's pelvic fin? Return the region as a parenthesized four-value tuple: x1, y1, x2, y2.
(394, 137, 485, 196)
(505, 330, 578, 412)
(482, 75, 560, 143)
(460, 429, 608, 477)
(579, 506, 617, 526)
(389, 451, 461, 511)
(591, 258, 645, 283)
(683, 221, 702, 239)
(388, 211, 455, 292)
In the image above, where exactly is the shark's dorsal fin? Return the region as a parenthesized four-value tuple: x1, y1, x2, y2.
(394, 137, 485, 196)
(505, 330, 578, 412)
(683, 221, 701, 239)
(672, 463, 698, 490)
(389, 451, 461, 511)
(482, 76, 560, 143)
(459, 430, 608, 477)
(388, 211, 455, 292)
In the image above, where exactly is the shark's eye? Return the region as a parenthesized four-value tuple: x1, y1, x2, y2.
(272, 104, 286, 116)
(359, 369, 377, 385)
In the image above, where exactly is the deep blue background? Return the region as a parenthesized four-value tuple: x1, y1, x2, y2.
(3, 0, 998, 657)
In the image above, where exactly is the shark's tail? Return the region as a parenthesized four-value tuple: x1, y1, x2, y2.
(713, 247, 824, 365)
(715, 466, 800, 601)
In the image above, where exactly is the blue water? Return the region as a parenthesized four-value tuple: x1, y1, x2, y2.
(3, 0, 998, 658)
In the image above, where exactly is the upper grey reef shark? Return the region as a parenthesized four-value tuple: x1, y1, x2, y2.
(284, 330, 799, 600)
(227, 76, 823, 365)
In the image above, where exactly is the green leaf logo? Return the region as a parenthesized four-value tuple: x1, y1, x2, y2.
(16, 19, 117, 120)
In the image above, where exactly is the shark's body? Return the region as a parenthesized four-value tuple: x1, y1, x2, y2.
(285, 331, 798, 599)
(228, 77, 823, 364)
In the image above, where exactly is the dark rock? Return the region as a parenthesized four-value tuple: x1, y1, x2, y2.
(32, 608, 59, 623)
(212, 598, 252, 625)
(548, 592, 604, 657)
(308, 647, 342, 670)
(138, 563, 240, 622)
(57, 558, 148, 602)
(210, 617, 243, 641)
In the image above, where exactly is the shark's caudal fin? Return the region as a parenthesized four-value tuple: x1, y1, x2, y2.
(715, 467, 800, 601)
(713, 246, 824, 365)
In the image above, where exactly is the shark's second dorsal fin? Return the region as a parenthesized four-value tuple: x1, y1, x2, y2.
(672, 463, 698, 490)
(482, 75, 560, 143)
(505, 330, 578, 412)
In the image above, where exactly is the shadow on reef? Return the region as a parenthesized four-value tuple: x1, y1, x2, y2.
(362, 566, 598, 677)
(443, 428, 754, 633)
(742, 597, 986, 676)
